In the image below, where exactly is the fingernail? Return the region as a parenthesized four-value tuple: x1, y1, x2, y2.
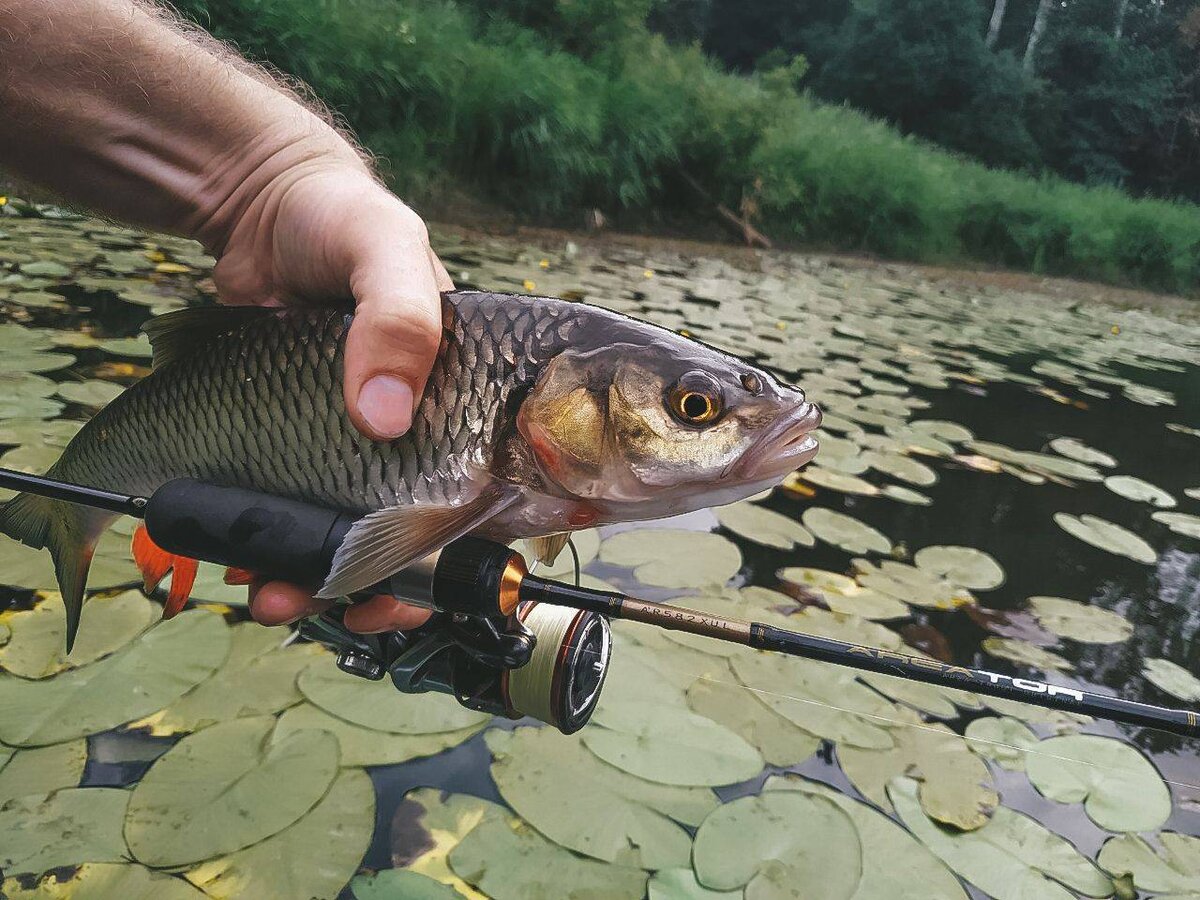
(358, 374, 413, 438)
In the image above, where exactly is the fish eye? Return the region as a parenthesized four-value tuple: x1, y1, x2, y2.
(668, 372, 723, 426)
(740, 373, 762, 394)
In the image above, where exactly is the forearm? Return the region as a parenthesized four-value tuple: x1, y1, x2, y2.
(0, 0, 367, 253)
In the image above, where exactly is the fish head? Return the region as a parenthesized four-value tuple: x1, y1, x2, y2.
(515, 332, 820, 520)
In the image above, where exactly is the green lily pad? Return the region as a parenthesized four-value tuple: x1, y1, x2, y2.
(125, 716, 340, 866)
(0, 788, 130, 875)
(0, 610, 229, 746)
(981, 637, 1073, 672)
(0, 590, 155, 678)
(862, 451, 938, 487)
(979, 694, 1091, 729)
(766, 775, 969, 900)
(1026, 734, 1171, 832)
(599, 528, 743, 588)
(691, 790, 862, 898)
(1027, 595, 1132, 644)
(782, 568, 910, 619)
(586, 700, 763, 786)
(486, 726, 716, 869)
(909, 419, 973, 443)
(730, 650, 896, 748)
(3, 863, 209, 900)
(964, 716, 1039, 771)
(648, 869, 740, 899)
(853, 559, 975, 610)
(275, 702, 486, 767)
(1152, 511, 1200, 539)
(98, 334, 153, 358)
(715, 501, 816, 548)
(913, 545, 1004, 590)
(839, 721, 998, 830)
(0, 417, 82, 447)
(881, 484, 933, 505)
(351, 870, 467, 900)
(0, 738, 86, 803)
(1053, 513, 1157, 564)
(802, 508, 892, 554)
(134, 622, 324, 734)
(1049, 438, 1116, 468)
(1104, 475, 1176, 508)
(1142, 657, 1200, 701)
(19, 260, 71, 277)
(800, 467, 881, 496)
(1097, 833, 1200, 895)
(889, 776, 1114, 900)
(448, 817, 648, 900)
(185, 768, 374, 900)
(685, 677, 821, 768)
(1185, 486, 1200, 500)
(298, 658, 491, 734)
(56, 379, 125, 408)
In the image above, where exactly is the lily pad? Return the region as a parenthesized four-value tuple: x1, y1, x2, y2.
(1142, 657, 1200, 701)
(1104, 475, 1176, 508)
(298, 658, 491, 734)
(839, 721, 998, 830)
(599, 528, 743, 588)
(1053, 513, 1157, 564)
(448, 817, 647, 900)
(862, 451, 938, 487)
(1097, 833, 1200, 895)
(1152, 510, 1200, 539)
(0, 788, 130, 875)
(0, 739, 86, 803)
(853, 559, 975, 610)
(685, 677, 821, 768)
(691, 790, 862, 898)
(185, 768, 374, 900)
(981, 637, 1073, 672)
(1027, 596, 1132, 644)
(351, 870, 467, 900)
(715, 501, 816, 548)
(0, 590, 156, 678)
(648, 869, 740, 899)
(125, 716, 340, 866)
(3, 863, 209, 900)
(55, 379, 124, 407)
(486, 726, 716, 869)
(586, 700, 763, 786)
(275, 702, 486, 767)
(0, 610, 229, 746)
(132, 622, 325, 734)
(802, 508, 892, 554)
(964, 716, 1039, 771)
(800, 467, 881, 496)
(1025, 734, 1171, 832)
(889, 776, 1113, 900)
(779, 566, 909, 620)
(1049, 438, 1116, 468)
(913, 546, 1004, 591)
(765, 775, 968, 900)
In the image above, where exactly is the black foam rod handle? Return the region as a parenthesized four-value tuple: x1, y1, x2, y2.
(143, 478, 354, 586)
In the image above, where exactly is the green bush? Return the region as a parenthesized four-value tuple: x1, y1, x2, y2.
(176, 0, 1200, 294)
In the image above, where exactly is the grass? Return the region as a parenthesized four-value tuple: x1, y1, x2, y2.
(177, 0, 1200, 295)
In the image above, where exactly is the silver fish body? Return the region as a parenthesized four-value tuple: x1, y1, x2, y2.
(1, 289, 820, 646)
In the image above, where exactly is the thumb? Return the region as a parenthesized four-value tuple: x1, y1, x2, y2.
(343, 250, 445, 441)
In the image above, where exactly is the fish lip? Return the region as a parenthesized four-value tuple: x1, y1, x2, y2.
(727, 401, 822, 480)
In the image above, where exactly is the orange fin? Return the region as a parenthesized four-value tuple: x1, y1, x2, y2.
(131, 523, 198, 619)
(223, 566, 256, 586)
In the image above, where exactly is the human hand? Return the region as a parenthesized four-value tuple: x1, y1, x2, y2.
(212, 160, 449, 632)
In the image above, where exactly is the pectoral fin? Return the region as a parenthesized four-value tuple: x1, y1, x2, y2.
(316, 483, 520, 600)
(528, 532, 572, 566)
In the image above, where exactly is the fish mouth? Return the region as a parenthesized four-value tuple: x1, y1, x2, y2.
(729, 401, 822, 481)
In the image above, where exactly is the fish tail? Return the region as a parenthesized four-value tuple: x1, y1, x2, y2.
(0, 481, 113, 652)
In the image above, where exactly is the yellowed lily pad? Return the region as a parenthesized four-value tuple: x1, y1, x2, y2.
(3, 863, 208, 900)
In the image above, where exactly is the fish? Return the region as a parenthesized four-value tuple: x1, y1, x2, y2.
(0, 290, 821, 649)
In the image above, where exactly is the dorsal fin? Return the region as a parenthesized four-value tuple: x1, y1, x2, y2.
(142, 305, 276, 369)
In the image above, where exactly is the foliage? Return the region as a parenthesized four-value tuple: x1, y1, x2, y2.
(173, 0, 1200, 293)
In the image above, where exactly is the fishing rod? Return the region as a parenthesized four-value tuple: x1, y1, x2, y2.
(1, 467, 1197, 738)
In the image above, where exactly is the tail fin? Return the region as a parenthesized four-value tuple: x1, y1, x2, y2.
(0, 489, 113, 652)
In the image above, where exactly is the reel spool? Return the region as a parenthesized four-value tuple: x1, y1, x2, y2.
(506, 602, 611, 734)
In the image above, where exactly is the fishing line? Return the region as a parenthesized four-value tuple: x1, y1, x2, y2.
(569, 640, 1200, 794)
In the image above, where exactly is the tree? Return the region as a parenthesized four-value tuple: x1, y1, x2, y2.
(1023, 0, 1054, 73)
(986, 0, 1008, 49)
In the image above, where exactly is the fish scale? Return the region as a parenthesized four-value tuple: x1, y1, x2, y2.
(52, 292, 578, 514)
